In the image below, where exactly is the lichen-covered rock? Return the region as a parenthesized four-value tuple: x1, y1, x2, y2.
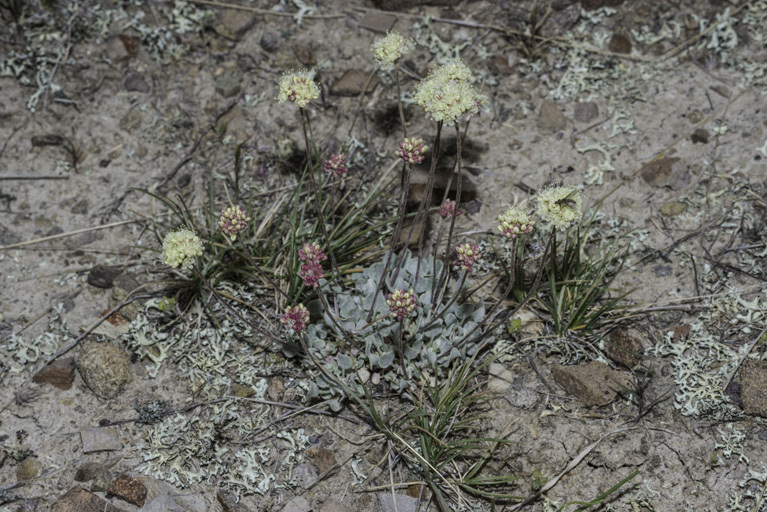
(77, 341, 133, 400)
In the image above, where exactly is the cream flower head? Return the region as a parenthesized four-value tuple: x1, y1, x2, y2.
(162, 227, 203, 270)
(277, 70, 320, 108)
(536, 185, 583, 230)
(432, 60, 472, 83)
(371, 31, 415, 70)
(497, 205, 535, 239)
(414, 62, 487, 125)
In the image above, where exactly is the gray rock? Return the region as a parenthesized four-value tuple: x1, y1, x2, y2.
(124, 73, 150, 93)
(138, 495, 185, 512)
(487, 362, 513, 392)
(505, 375, 539, 409)
(377, 493, 419, 512)
(550, 361, 632, 407)
(16, 458, 41, 481)
(357, 13, 396, 33)
(70, 199, 89, 215)
(215, 73, 242, 98)
(282, 496, 312, 512)
(80, 427, 122, 453)
(330, 69, 380, 97)
(76, 342, 133, 400)
(294, 462, 319, 488)
(211, 9, 256, 41)
(537, 100, 567, 133)
(573, 101, 599, 123)
(91, 468, 113, 492)
(63, 230, 99, 249)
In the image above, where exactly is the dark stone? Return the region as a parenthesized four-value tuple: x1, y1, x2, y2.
(31, 134, 64, 147)
(487, 55, 513, 75)
(75, 462, 101, 482)
(87, 265, 120, 289)
(690, 128, 709, 144)
(605, 329, 643, 368)
(32, 357, 76, 390)
(107, 474, 147, 507)
(608, 34, 632, 54)
(293, 43, 316, 66)
(260, 32, 279, 52)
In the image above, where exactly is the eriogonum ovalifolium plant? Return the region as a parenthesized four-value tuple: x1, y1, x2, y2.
(282, 252, 491, 409)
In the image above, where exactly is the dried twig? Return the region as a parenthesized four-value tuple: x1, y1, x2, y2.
(0, 219, 137, 251)
(0, 175, 69, 180)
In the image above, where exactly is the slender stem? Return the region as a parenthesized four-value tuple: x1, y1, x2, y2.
(429, 216, 448, 306)
(367, 163, 413, 323)
(299, 107, 340, 276)
(433, 123, 464, 304)
(397, 319, 407, 376)
(395, 67, 408, 140)
(393, 67, 408, 192)
(391, 121, 443, 286)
